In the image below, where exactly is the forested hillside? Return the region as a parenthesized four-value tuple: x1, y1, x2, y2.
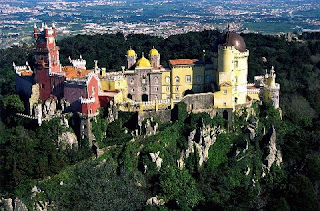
(1, 31, 320, 210)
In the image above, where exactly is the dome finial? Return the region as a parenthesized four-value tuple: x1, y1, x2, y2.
(227, 23, 233, 31)
(142, 52, 145, 57)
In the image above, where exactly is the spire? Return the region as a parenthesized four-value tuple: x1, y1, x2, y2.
(227, 23, 233, 31)
(271, 66, 275, 73)
(80, 55, 82, 60)
(142, 52, 145, 57)
(12, 62, 16, 67)
(52, 22, 55, 28)
(34, 23, 37, 28)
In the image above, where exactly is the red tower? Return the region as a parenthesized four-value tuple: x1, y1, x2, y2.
(34, 23, 64, 101)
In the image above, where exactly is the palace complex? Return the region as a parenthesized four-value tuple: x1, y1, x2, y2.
(14, 23, 280, 141)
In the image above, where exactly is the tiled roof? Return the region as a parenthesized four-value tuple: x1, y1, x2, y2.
(169, 59, 199, 66)
(62, 66, 93, 79)
(21, 71, 33, 76)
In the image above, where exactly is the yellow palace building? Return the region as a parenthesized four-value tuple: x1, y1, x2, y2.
(98, 30, 280, 112)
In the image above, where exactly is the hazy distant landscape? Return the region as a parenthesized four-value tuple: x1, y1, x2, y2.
(0, 0, 320, 48)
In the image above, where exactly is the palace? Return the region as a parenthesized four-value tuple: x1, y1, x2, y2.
(14, 23, 280, 140)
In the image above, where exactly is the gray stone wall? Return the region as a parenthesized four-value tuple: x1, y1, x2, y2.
(181, 93, 214, 111)
(138, 110, 172, 125)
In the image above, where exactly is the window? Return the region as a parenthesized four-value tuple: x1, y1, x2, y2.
(167, 94, 170, 99)
(235, 97, 238, 103)
(166, 86, 170, 91)
(142, 78, 146, 84)
(223, 89, 227, 95)
(131, 88, 134, 92)
(165, 76, 170, 83)
(197, 85, 201, 91)
(154, 77, 159, 84)
(130, 78, 134, 84)
(175, 86, 179, 91)
(223, 102, 226, 106)
(89, 109, 92, 114)
(92, 86, 95, 94)
(117, 82, 120, 86)
(154, 87, 158, 91)
(196, 75, 202, 83)
(175, 94, 179, 100)
(41, 84, 45, 89)
(155, 95, 158, 100)
(175, 76, 180, 83)
(235, 76, 238, 83)
(205, 75, 211, 83)
(186, 75, 191, 82)
(234, 60, 238, 68)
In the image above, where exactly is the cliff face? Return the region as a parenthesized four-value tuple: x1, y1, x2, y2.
(177, 119, 223, 169)
(262, 126, 283, 176)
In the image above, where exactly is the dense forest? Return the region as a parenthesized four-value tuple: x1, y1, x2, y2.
(1, 31, 320, 210)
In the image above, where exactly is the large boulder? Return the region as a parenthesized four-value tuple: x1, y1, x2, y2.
(0, 198, 28, 211)
(58, 131, 78, 150)
(149, 151, 163, 171)
(146, 196, 165, 206)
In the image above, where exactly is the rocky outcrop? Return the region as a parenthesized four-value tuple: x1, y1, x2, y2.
(262, 126, 282, 176)
(42, 98, 57, 117)
(141, 118, 158, 137)
(107, 101, 118, 123)
(177, 119, 222, 169)
(0, 198, 28, 211)
(149, 151, 163, 171)
(146, 196, 165, 206)
(58, 131, 78, 150)
(245, 117, 259, 141)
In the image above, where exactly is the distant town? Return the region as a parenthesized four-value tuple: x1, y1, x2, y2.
(1, 0, 320, 48)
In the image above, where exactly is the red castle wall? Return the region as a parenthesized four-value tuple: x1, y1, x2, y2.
(81, 76, 100, 115)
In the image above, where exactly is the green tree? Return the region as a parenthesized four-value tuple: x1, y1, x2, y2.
(159, 166, 202, 209)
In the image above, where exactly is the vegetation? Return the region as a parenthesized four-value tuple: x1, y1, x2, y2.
(1, 31, 320, 210)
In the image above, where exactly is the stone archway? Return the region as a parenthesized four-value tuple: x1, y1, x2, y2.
(223, 110, 229, 121)
(183, 89, 194, 96)
(142, 94, 148, 102)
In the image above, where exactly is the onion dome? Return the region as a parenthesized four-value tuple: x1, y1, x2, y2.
(136, 56, 151, 68)
(213, 31, 246, 53)
(149, 47, 159, 56)
(127, 48, 136, 57)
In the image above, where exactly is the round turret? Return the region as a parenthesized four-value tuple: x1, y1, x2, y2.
(213, 31, 246, 53)
(127, 48, 136, 57)
(149, 47, 159, 56)
(136, 56, 151, 68)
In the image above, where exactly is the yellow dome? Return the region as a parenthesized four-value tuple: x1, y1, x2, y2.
(136, 56, 151, 68)
(149, 47, 159, 56)
(127, 49, 136, 57)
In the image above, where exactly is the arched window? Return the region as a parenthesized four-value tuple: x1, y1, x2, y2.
(130, 78, 134, 84)
(197, 75, 202, 83)
(154, 76, 159, 84)
(205, 75, 211, 83)
(175, 76, 180, 83)
(165, 76, 170, 83)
